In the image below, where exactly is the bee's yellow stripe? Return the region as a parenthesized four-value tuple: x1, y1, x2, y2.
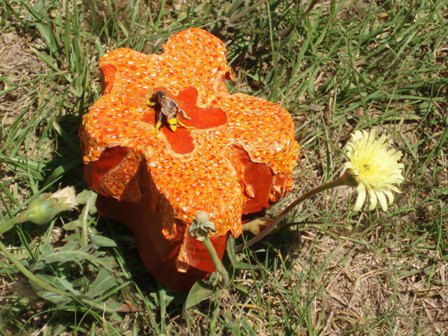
(167, 118, 178, 131)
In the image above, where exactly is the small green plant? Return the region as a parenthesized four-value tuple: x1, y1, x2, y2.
(0, 190, 130, 319)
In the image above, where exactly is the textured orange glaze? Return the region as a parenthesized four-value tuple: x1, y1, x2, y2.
(79, 28, 300, 291)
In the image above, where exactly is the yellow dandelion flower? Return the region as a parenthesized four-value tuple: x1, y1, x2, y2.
(344, 129, 404, 211)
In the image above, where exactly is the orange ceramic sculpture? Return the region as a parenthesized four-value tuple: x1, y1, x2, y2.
(79, 28, 300, 291)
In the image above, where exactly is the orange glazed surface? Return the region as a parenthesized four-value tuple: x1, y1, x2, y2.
(79, 28, 300, 282)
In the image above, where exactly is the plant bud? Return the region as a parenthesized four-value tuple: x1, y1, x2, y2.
(24, 187, 78, 225)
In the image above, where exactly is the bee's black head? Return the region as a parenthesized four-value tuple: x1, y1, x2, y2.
(153, 91, 166, 99)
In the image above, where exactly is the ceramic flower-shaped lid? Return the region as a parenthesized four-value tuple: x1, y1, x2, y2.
(79, 28, 300, 286)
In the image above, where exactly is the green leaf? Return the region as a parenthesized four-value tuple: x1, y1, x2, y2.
(76, 190, 97, 207)
(85, 269, 117, 298)
(184, 280, 215, 310)
(76, 190, 97, 215)
(41, 243, 109, 271)
(44, 249, 103, 266)
(35, 22, 58, 54)
(59, 240, 79, 251)
(42, 157, 82, 188)
(226, 236, 237, 267)
(40, 242, 54, 256)
(90, 234, 117, 248)
(30, 275, 72, 304)
(76, 190, 92, 204)
(56, 277, 81, 295)
(225, 236, 256, 270)
(234, 261, 256, 270)
(36, 290, 70, 305)
(63, 219, 82, 230)
(31, 48, 59, 71)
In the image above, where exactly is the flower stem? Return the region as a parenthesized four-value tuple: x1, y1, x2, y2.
(0, 213, 27, 234)
(202, 237, 229, 287)
(236, 174, 350, 252)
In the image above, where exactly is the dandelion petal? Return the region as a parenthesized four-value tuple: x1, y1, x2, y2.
(376, 191, 388, 212)
(368, 189, 377, 211)
(354, 184, 366, 211)
(384, 190, 394, 204)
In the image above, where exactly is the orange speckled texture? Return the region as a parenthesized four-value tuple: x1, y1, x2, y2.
(79, 28, 300, 291)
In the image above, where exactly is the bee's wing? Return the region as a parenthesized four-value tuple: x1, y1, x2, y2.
(159, 97, 174, 117)
(169, 99, 181, 113)
(173, 101, 191, 120)
(160, 96, 191, 120)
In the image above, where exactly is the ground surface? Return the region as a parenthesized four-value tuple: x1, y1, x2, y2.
(0, 0, 447, 335)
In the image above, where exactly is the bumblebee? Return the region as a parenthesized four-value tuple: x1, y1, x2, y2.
(146, 90, 191, 132)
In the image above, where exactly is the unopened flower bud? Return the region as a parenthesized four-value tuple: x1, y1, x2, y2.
(23, 187, 78, 225)
(189, 211, 216, 241)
